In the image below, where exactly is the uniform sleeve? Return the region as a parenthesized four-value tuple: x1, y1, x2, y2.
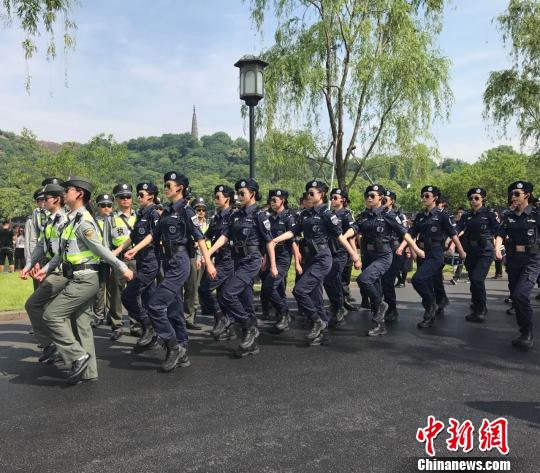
(77, 221, 128, 273)
(349, 217, 360, 235)
(496, 215, 508, 239)
(408, 217, 419, 239)
(150, 210, 160, 235)
(489, 212, 501, 236)
(344, 211, 354, 231)
(25, 239, 46, 270)
(383, 213, 407, 237)
(24, 217, 37, 261)
(323, 209, 342, 237)
(185, 206, 205, 241)
(441, 212, 457, 237)
(257, 212, 273, 242)
(285, 213, 297, 233)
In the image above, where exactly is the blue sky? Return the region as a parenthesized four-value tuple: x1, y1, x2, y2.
(0, 0, 523, 162)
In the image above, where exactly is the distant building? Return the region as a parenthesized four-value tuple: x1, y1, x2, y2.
(191, 106, 199, 140)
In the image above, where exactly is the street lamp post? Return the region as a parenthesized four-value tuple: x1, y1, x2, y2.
(234, 55, 268, 179)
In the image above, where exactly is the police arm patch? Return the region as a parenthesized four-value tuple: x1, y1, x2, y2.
(330, 214, 339, 225)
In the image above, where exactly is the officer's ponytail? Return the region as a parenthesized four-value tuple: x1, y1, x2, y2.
(80, 189, 95, 217)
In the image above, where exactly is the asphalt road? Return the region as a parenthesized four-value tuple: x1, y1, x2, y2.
(0, 277, 538, 473)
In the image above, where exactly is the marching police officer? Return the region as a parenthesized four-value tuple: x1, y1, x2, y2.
(92, 194, 114, 323)
(119, 183, 161, 351)
(183, 196, 208, 330)
(381, 190, 407, 322)
(109, 183, 138, 340)
(272, 180, 360, 346)
(260, 189, 299, 332)
(324, 188, 355, 326)
(36, 177, 133, 383)
(399, 186, 466, 329)
(199, 185, 235, 340)
(142, 172, 216, 372)
(208, 178, 276, 357)
(345, 184, 423, 336)
(495, 181, 540, 349)
(460, 188, 500, 322)
(24, 188, 47, 289)
(21, 183, 68, 361)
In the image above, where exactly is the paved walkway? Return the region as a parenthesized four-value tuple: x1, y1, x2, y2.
(0, 277, 538, 472)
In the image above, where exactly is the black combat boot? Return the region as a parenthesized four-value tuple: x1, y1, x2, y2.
(335, 306, 347, 325)
(436, 296, 449, 317)
(511, 331, 533, 350)
(384, 305, 399, 323)
(360, 298, 371, 309)
(38, 344, 57, 363)
(161, 340, 189, 372)
(309, 328, 330, 346)
(236, 343, 260, 357)
(212, 315, 231, 340)
(466, 305, 487, 323)
(212, 310, 224, 332)
(239, 325, 259, 350)
(306, 317, 327, 340)
(275, 310, 290, 332)
(343, 299, 356, 311)
(136, 319, 157, 349)
(367, 322, 387, 337)
(418, 302, 438, 328)
(371, 299, 388, 325)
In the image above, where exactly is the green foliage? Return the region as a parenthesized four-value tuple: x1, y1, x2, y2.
(0, 130, 128, 219)
(483, 0, 540, 149)
(1, 0, 77, 90)
(0, 128, 536, 219)
(248, 0, 452, 188)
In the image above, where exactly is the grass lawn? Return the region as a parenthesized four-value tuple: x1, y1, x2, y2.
(0, 260, 493, 312)
(0, 272, 34, 311)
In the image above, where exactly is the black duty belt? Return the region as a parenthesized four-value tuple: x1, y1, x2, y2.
(62, 262, 100, 279)
(233, 244, 260, 257)
(163, 242, 187, 258)
(467, 238, 492, 248)
(417, 240, 444, 250)
(508, 243, 540, 254)
(72, 263, 100, 271)
(364, 242, 391, 252)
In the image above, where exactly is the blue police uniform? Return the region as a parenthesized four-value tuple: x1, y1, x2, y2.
(351, 204, 407, 326)
(433, 206, 455, 309)
(198, 206, 234, 328)
(146, 198, 205, 348)
(460, 189, 500, 321)
(323, 206, 354, 322)
(260, 208, 295, 319)
(410, 205, 456, 326)
(219, 204, 273, 330)
(497, 199, 540, 345)
(381, 205, 407, 319)
(292, 203, 342, 328)
(121, 202, 161, 340)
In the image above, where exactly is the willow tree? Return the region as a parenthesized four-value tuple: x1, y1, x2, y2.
(248, 0, 452, 189)
(483, 0, 540, 150)
(1, 0, 77, 90)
